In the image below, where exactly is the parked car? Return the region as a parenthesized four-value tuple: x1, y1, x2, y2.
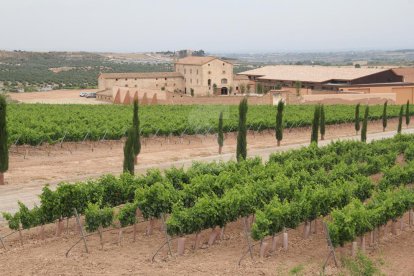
(86, 92, 96, 98)
(79, 92, 87, 97)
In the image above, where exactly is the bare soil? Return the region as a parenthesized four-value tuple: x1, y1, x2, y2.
(0, 212, 412, 275)
(0, 117, 413, 215)
(0, 118, 413, 275)
(8, 89, 106, 105)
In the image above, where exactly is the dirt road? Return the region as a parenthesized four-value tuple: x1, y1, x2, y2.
(0, 118, 413, 217)
(8, 89, 106, 105)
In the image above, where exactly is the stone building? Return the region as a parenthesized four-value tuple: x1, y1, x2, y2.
(97, 56, 248, 101)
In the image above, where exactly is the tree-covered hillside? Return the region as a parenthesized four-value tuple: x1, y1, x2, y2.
(0, 51, 173, 92)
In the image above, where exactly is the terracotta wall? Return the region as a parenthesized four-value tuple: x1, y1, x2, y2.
(300, 93, 396, 105)
(108, 87, 273, 105)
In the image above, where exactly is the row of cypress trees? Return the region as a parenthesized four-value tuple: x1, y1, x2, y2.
(310, 104, 326, 144)
(355, 100, 411, 143)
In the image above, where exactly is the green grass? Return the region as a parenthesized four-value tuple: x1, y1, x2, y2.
(341, 251, 383, 276)
(289, 264, 305, 275)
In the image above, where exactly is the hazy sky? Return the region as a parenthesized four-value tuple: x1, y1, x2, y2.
(1, 0, 414, 53)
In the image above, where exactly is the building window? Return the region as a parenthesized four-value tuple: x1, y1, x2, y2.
(156, 84, 158, 87)
(174, 83, 176, 86)
(135, 85, 137, 88)
(208, 79, 211, 86)
(208, 64, 210, 66)
(125, 78, 128, 81)
(156, 78, 158, 80)
(223, 71, 226, 74)
(165, 78, 167, 80)
(116, 79, 118, 81)
(197, 69, 199, 74)
(125, 84, 128, 87)
(135, 78, 137, 80)
(221, 78, 228, 85)
(223, 63, 225, 66)
(208, 71, 211, 75)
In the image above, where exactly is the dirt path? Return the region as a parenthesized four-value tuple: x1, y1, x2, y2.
(1, 118, 413, 216)
(8, 89, 105, 105)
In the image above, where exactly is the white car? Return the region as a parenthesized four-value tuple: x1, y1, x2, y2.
(79, 92, 87, 97)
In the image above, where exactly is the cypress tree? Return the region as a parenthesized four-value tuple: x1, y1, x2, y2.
(398, 105, 404, 134)
(382, 101, 388, 132)
(218, 111, 224, 154)
(355, 103, 361, 135)
(361, 106, 369, 142)
(275, 100, 284, 146)
(406, 100, 410, 128)
(320, 104, 326, 140)
(0, 95, 8, 185)
(132, 99, 141, 165)
(123, 128, 135, 175)
(236, 98, 248, 162)
(310, 105, 320, 144)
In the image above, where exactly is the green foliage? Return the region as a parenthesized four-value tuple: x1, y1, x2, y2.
(294, 81, 302, 96)
(84, 203, 114, 233)
(218, 111, 224, 148)
(0, 51, 173, 90)
(123, 128, 135, 175)
(406, 100, 410, 126)
(165, 167, 189, 190)
(276, 101, 284, 143)
(236, 98, 248, 161)
(0, 95, 8, 173)
(17, 202, 40, 230)
(382, 101, 388, 131)
(135, 181, 179, 219)
(320, 104, 325, 138)
(289, 264, 305, 275)
(39, 185, 61, 223)
(328, 188, 414, 247)
(355, 103, 361, 133)
(379, 160, 414, 190)
(2, 211, 20, 230)
(256, 83, 264, 94)
(404, 144, 414, 161)
(117, 202, 138, 228)
(398, 105, 404, 134)
(361, 106, 369, 142)
(132, 99, 141, 157)
(342, 252, 382, 276)
(311, 105, 320, 144)
(5, 103, 413, 146)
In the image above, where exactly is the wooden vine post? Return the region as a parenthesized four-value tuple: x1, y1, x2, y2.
(0, 234, 6, 250)
(161, 213, 172, 257)
(322, 222, 338, 270)
(243, 217, 253, 259)
(74, 208, 89, 253)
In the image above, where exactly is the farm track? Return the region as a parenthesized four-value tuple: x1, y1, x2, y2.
(0, 118, 413, 217)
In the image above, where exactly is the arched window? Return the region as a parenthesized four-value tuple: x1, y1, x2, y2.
(221, 78, 228, 85)
(208, 79, 212, 86)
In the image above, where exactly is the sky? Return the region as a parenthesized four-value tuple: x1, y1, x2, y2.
(1, 0, 414, 53)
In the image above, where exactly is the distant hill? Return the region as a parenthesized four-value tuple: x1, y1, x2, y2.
(1, 49, 413, 93)
(0, 51, 173, 92)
